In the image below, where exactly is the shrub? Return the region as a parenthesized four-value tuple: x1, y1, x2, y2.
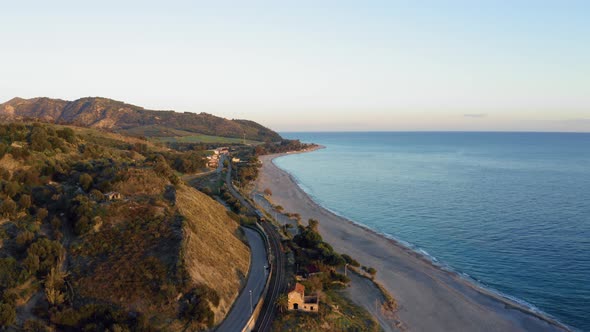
(16, 230, 35, 247)
(56, 127, 75, 143)
(50, 304, 137, 330)
(79, 173, 93, 191)
(19, 194, 32, 210)
(23, 319, 51, 332)
(36, 208, 49, 222)
(26, 238, 65, 275)
(0, 257, 19, 289)
(342, 254, 360, 268)
(0, 303, 16, 328)
(29, 126, 51, 152)
(363, 266, 377, 277)
(179, 286, 219, 328)
(0, 197, 17, 217)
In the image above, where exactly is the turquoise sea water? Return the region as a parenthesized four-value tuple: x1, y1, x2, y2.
(276, 132, 590, 331)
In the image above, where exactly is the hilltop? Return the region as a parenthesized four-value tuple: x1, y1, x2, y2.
(0, 122, 250, 330)
(0, 97, 281, 142)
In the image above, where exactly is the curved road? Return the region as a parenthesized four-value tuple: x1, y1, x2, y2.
(216, 227, 268, 332)
(254, 221, 286, 332)
(222, 159, 287, 332)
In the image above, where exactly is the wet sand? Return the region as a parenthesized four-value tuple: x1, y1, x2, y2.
(253, 148, 569, 332)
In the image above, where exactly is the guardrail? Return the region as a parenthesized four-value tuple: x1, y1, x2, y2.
(242, 223, 273, 332)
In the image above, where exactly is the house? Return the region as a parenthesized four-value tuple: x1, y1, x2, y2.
(287, 283, 319, 312)
(232, 157, 241, 163)
(215, 147, 229, 155)
(105, 191, 122, 201)
(206, 154, 220, 168)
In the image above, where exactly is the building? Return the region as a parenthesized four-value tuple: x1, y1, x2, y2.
(206, 154, 219, 168)
(215, 147, 229, 155)
(287, 283, 319, 312)
(105, 191, 122, 201)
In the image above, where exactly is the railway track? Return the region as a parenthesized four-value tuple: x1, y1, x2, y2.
(225, 159, 286, 332)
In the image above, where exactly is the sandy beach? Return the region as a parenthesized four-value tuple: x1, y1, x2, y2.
(253, 148, 569, 332)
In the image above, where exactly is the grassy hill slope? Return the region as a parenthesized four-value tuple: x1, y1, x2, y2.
(177, 186, 250, 322)
(0, 122, 249, 330)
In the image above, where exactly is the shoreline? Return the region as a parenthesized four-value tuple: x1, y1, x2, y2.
(254, 147, 571, 332)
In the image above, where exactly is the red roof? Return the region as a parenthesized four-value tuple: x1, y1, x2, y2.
(292, 283, 305, 297)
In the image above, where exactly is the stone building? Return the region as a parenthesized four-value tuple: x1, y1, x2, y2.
(287, 283, 319, 312)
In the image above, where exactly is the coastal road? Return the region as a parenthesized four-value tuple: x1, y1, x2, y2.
(254, 221, 286, 332)
(216, 227, 268, 332)
(224, 159, 287, 332)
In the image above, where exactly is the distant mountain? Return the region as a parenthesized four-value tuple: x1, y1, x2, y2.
(0, 97, 282, 142)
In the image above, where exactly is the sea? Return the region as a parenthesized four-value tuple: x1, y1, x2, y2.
(275, 132, 590, 331)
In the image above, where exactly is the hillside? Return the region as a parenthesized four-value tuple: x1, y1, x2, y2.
(0, 97, 282, 142)
(0, 122, 250, 330)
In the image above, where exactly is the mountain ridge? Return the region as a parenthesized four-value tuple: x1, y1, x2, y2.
(0, 96, 282, 142)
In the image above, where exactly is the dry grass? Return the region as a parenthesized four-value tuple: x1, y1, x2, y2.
(0, 153, 29, 173)
(113, 168, 169, 196)
(176, 185, 250, 323)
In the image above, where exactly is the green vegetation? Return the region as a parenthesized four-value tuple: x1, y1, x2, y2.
(272, 287, 380, 332)
(152, 133, 261, 145)
(271, 220, 379, 331)
(254, 139, 317, 155)
(0, 122, 248, 330)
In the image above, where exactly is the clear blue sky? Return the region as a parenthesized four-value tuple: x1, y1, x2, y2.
(1, 1, 589, 131)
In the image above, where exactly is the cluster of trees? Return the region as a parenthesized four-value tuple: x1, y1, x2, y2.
(0, 123, 76, 161)
(293, 219, 348, 270)
(219, 186, 245, 214)
(145, 151, 207, 183)
(233, 156, 260, 186)
(254, 139, 316, 155)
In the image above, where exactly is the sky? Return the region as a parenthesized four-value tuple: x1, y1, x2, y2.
(1, 1, 589, 132)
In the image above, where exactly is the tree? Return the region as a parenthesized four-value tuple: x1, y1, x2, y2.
(308, 219, 319, 232)
(19, 194, 31, 211)
(36, 208, 48, 222)
(4, 181, 20, 198)
(0, 303, 16, 328)
(294, 228, 323, 249)
(16, 230, 35, 247)
(26, 239, 65, 275)
(44, 266, 67, 306)
(275, 294, 288, 314)
(29, 126, 51, 152)
(153, 155, 179, 185)
(23, 254, 40, 276)
(89, 189, 104, 201)
(56, 127, 75, 143)
(342, 254, 360, 268)
(366, 267, 377, 278)
(0, 198, 17, 217)
(79, 173, 93, 191)
(263, 188, 272, 196)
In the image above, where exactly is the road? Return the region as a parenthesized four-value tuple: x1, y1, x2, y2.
(254, 221, 286, 332)
(223, 160, 287, 332)
(216, 227, 268, 332)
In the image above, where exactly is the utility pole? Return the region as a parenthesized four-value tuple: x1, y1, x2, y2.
(249, 289, 253, 314)
(344, 263, 348, 277)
